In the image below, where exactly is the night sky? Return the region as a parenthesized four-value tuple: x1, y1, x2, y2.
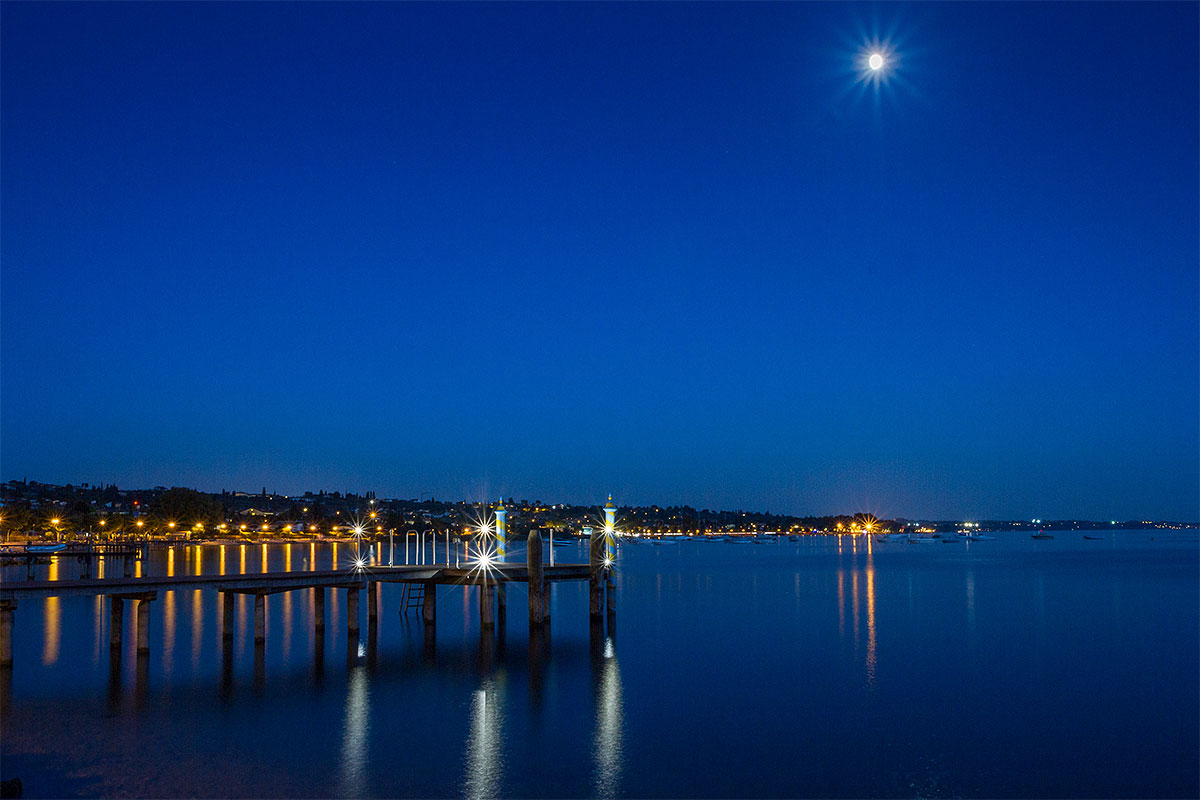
(2, 2, 1196, 520)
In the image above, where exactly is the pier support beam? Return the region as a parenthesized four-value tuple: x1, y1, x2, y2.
(368, 582, 378, 625)
(589, 529, 605, 618)
(606, 572, 616, 617)
(110, 596, 124, 650)
(480, 583, 495, 629)
(222, 592, 234, 641)
(347, 588, 360, 638)
(0, 600, 15, 668)
(254, 593, 266, 646)
(314, 587, 325, 639)
(528, 531, 545, 626)
(136, 596, 152, 654)
(422, 582, 437, 626)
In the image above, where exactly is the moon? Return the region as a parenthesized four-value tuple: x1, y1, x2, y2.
(868, 53, 884, 71)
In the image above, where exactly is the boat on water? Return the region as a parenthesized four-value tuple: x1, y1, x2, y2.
(1032, 533, 1054, 540)
(907, 536, 938, 544)
(1083, 535, 1104, 540)
(26, 543, 67, 554)
(958, 533, 996, 541)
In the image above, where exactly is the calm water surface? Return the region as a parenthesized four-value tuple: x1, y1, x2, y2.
(1, 533, 1197, 798)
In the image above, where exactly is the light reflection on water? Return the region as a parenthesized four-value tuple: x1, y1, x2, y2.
(338, 665, 371, 798)
(464, 676, 505, 800)
(42, 559, 60, 666)
(2, 536, 1197, 799)
(593, 635, 623, 799)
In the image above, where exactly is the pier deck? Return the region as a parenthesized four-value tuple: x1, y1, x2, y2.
(0, 530, 612, 669)
(0, 563, 590, 601)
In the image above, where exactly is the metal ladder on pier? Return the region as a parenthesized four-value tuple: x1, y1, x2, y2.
(400, 583, 424, 614)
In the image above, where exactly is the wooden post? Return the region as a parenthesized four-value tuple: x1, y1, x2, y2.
(606, 571, 616, 616)
(254, 593, 266, 645)
(528, 530, 545, 626)
(314, 586, 326, 637)
(589, 528, 604, 618)
(368, 581, 378, 624)
(480, 583, 495, 629)
(110, 596, 124, 650)
(136, 596, 151, 654)
(347, 588, 360, 637)
(222, 592, 234, 641)
(0, 600, 15, 667)
(422, 582, 437, 626)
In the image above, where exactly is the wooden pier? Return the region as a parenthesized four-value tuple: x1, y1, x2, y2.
(0, 530, 615, 668)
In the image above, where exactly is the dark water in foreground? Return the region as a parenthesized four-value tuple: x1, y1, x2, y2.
(1, 533, 1197, 798)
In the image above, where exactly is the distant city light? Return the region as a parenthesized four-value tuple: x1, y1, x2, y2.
(869, 52, 884, 70)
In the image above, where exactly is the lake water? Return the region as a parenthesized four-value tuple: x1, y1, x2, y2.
(2, 532, 1197, 798)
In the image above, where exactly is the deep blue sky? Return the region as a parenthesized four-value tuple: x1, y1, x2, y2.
(2, 2, 1197, 520)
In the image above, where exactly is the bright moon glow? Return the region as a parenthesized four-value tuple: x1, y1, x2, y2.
(868, 53, 884, 70)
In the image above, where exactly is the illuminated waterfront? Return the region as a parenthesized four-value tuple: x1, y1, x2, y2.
(1, 533, 1196, 798)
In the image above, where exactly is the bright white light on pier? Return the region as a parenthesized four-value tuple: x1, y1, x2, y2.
(868, 52, 884, 70)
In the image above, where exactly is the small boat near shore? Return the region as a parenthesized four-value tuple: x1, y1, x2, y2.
(26, 543, 67, 554)
(1032, 533, 1054, 540)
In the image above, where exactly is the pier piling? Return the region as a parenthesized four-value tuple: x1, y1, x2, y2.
(480, 583, 495, 629)
(0, 600, 15, 667)
(422, 582, 436, 626)
(589, 530, 605, 618)
(110, 597, 123, 650)
(368, 581, 378, 624)
(347, 588, 360, 637)
(136, 596, 152, 654)
(254, 593, 266, 646)
(314, 587, 325, 638)
(527, 531, 545, 626)
(221, 592, 234, 641)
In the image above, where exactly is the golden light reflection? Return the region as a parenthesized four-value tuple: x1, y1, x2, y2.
(851, 569, 860, 651)
(332, 543, 338, 571)
(220, 545, 226, 575)
(93, 595, 103, 664)
(168, 547, 175, 577)
(310, 542, 317, 571)
(192, 590, 204, 671)
(163, 590, 176, 678)
(240, 544, 247, 575)
(43, 559, 60, 665)
(283, 590, 293, 659)
(285, 543, 292, 572)
(261, 544, 269, 573)
(865, 552, 877, 689)
(837, 569, 846, 638)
